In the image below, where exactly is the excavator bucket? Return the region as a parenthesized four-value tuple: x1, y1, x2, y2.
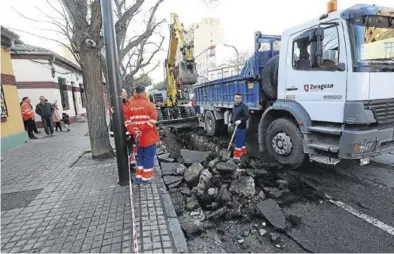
(178, 61, 198, 85)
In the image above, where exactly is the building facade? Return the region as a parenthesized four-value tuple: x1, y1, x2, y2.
(11, 42, 87, 127)
(1, 27, 29, 151)
(195, 44, 244, 85)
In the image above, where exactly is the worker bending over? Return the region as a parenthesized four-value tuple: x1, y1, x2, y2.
(124, 85, 159, 184)
(230, 92, 249, 160)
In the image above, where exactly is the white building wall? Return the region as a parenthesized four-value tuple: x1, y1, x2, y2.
(53, 64, 85, 117)
(12, 58, 86, 120)
(12, 59, 54, 82)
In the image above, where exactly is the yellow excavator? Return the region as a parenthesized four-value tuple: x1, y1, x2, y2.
(151, 13, 199, 128)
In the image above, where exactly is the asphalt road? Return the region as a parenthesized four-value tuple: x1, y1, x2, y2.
(245, 133, 394, 252)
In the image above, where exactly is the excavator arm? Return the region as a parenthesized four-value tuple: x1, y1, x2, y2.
(165, 13, 197, 107)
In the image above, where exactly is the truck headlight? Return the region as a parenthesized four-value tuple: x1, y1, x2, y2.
(353, 141, 377, 154)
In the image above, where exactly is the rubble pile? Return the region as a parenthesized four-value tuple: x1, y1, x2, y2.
(156, 142, 322, 248)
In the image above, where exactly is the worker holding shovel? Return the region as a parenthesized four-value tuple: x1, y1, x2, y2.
(230, 92, 249, 160)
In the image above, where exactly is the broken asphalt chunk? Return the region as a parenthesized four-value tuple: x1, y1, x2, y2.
(229, 176, 255, 198)
(184, 163, 204, 186)
(269, 232, 281, 244)
(176, 164, 187, 175)
(181, 149, 210, 164)
(205, 207, 227, 220)
(180, 217, 204, 237)
(163, 175, 183, 187)
(158, 153, 175, 163)
(215, 161, 237, 174)
(161, 163, 180, 176)
(257, 199, 286, 230)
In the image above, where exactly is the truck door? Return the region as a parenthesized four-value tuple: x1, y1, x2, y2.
(284, 20, 347, 123)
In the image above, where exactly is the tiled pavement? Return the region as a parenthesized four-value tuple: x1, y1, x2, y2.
(1, 123, 186, 253)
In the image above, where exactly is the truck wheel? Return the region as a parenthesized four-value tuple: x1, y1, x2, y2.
(180, 106, 188, 118)
(265, 118, 305, 169)
(262, 55, 279, 99)
(205, 110, 223, 136)
(189, 106, 196, 116)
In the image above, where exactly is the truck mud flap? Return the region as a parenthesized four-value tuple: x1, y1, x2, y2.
(157, 116, 199, 129)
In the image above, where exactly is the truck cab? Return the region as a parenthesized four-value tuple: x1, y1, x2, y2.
(260, 4, 394, 167)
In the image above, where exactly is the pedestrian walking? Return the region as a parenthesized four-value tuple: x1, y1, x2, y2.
(230, 92, 249, 160)
(62, 112, 71, 132)
(35, 96, 54, 136)
(20, 97, 37, 139)
(123, 85, 159, 184)
(52, 100, 62, 132)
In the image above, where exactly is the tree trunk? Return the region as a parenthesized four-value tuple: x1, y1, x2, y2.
(81, 50, 114, 159)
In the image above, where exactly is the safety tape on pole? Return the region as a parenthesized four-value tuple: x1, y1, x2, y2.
(128, 153, 139, 254)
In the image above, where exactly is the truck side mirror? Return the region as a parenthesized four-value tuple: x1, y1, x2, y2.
(336, 62, 346, 71)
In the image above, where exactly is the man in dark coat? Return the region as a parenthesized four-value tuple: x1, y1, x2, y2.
(230, 92, 249, 160)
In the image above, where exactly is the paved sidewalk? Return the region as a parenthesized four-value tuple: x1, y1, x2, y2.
(1, 123, 183, 253)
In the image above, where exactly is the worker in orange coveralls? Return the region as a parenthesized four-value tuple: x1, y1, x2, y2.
(124, 85, 159, 184)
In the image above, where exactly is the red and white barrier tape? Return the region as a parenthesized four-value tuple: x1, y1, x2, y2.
(128, 153, 139, 254)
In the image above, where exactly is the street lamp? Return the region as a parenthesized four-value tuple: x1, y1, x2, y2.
(100, 0, 129, 186)
(224, 44, 240, 73)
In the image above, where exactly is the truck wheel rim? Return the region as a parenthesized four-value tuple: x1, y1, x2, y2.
(272, 132, 293, 155)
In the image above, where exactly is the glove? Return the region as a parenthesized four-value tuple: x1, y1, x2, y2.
(235, 120, 241, 126)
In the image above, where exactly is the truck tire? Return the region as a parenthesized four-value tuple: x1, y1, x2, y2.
(262, 55, 279, 99)
(265, 118, 305, 169)
(204, 110, 223, 136)
(188, 107, 196, 116)
(180, 106, 188, 118)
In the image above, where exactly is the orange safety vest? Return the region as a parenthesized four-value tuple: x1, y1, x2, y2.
(124, 96, 159, 147)
(21, 102, 34, 121)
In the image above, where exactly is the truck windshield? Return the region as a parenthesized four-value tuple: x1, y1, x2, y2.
(349, 15, 394, 66)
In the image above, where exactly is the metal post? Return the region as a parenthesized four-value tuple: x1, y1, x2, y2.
(100, 0, 129, 186)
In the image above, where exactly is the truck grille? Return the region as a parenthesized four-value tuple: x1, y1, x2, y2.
(364, 98, 394, 125)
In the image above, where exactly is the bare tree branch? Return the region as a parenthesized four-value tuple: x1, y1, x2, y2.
(115, 0, 144, 50)
(119, 0, 164, 60)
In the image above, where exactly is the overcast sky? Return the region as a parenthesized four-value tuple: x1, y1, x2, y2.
(1, 0, 393, 83)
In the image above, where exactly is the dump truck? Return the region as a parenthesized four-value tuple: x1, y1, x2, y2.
(194, 3, 394, 169)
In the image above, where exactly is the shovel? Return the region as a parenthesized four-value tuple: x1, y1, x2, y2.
(220, 125, 238, 160)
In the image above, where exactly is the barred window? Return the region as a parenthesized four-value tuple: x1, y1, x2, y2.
(58, 77, 70, 109)
(1, 84, 8, 119)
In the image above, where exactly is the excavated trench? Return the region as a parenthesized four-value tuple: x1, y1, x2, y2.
(157, 127, 325, 253)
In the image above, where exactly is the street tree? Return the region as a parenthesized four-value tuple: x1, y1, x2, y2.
(225, 51, 251, 71)
(133, 75, 153, 88)
(14, 0, 165, 159)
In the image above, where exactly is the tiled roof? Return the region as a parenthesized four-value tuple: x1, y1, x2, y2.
(11, 41, 82, 72)
(1, 26, 20, 41)
(11, 42, 51, 54)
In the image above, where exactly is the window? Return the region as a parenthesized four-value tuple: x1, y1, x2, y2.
(1, 84, 8, 119)
(79, 83, 86, 108)
(223, 70, 229, 78)
(384, 42, 394, 58)
(58, 77, 70, 109)
(293, 25, 339, 70)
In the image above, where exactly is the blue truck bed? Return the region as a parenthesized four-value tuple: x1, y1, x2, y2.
(194, 32, 280, 110)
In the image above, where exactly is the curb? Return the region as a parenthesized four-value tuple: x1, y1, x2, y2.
(154, 155, 189, 253)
